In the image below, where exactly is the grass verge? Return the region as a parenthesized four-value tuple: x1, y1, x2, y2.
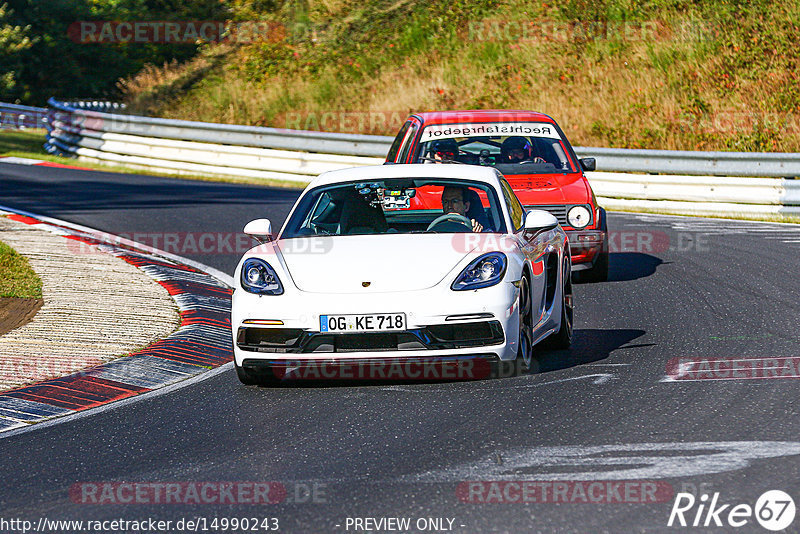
(0, 238, 42, 298)
(0, 129, 48, 154)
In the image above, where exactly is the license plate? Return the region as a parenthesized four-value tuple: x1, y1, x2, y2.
(320, 313, 406, 333)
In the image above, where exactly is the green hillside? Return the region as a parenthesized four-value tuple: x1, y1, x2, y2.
(121, 0, 800, 152)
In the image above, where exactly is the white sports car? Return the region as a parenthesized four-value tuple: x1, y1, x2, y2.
(231, 164, 573, 384)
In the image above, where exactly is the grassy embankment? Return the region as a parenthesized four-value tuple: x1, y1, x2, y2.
(120, 0, 800, 152)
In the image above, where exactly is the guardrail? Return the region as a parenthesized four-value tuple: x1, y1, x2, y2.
(58, 100, 128, 114)
(576, 147, 800, 178)
(47, 98, 390, 158)
(1, 102, 48, 129)
(32, 99, 800, 219)
(587, 172, 800, 218)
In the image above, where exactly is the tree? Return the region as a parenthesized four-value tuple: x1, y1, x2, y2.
(4, 0, 231, 104)
(0, 2, 34, 98)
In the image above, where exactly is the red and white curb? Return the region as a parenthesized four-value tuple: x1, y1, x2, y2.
(0, 207, 234, 434)
(0, 155, 93, 170)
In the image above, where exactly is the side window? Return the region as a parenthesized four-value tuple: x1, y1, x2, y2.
(500, 178, 525, 232)
(397, 121, 420, 163)
(386, 121, 411, 162)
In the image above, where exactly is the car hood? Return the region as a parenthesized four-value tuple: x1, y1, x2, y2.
(275, 233, 482, 294)
(505, 172, 590, 205)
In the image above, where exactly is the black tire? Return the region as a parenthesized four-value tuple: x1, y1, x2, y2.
(515, 273, 534, 373)
(234, 359, 261, 385)
(543, 260, 574, 349)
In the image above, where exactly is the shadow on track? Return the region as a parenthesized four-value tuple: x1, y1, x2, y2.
(534, 328, 650, 373)
(235, 329, 650, 389)
(608, 252, 668, 282)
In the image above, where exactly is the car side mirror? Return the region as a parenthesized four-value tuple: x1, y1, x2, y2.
(243, 218, 273, 243)
(579, 157, 596, 172)
(524, 210, 559, 235)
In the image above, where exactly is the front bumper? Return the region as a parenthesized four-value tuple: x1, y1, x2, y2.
(237, 320, 504, 353)
(232, 281, 521, 364)
(567, 229, 606, 269)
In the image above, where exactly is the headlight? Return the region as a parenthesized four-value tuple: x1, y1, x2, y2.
(452, 253, 507, 291)
(567, 205, 592, 229)
(240, 258, 283, 295)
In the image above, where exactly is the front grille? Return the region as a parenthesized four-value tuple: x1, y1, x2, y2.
(525, 204, 567, 225)
(237, 321, 505, 354)
(238, 328, 304, 347)
(306, 333, 426, 353)
(427, 322, 501, 346)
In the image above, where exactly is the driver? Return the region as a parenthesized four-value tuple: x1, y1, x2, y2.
(501, 136, 544, 163)
(428, 139, 459, 163)
(441, 185, 483, 232)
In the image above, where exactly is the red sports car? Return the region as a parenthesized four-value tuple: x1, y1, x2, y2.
(385, 110, 608, 282)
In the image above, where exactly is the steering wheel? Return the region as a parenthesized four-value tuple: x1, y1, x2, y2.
(427, 213, 472, 232)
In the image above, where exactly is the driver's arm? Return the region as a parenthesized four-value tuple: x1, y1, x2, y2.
(471, 219, 483, 232)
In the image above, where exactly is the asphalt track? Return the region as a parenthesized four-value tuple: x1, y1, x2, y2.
(1, 162, 800, 533)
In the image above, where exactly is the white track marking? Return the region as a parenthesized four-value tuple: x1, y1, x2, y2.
(378, 373, 617, 393)
(403, 441, 800, 482)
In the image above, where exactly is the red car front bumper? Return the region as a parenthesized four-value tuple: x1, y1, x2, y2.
(567, 229, 606, 270)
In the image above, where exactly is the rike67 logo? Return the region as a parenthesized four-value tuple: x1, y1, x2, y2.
(668, 490, 796, 531)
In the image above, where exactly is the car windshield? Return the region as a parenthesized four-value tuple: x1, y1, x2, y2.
(281, 178, 507, 238)
(414, 121, 577, 173)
